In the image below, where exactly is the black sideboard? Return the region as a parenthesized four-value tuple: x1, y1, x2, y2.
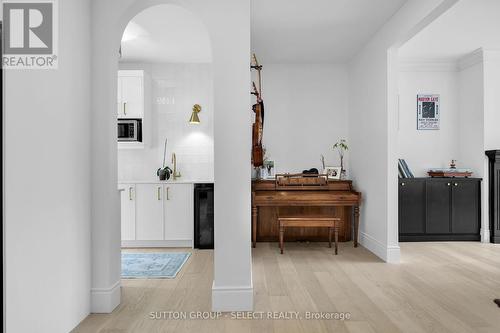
(399, 177, 481, 241)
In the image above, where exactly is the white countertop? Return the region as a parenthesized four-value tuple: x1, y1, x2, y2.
(119, 179, 214, 184)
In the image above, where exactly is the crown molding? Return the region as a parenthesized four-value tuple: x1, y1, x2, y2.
(398, 58, 459, 72)
(458, 48, 484, 71)
(482, 49, 500, 63)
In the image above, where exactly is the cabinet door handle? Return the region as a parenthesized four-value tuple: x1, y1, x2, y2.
(454, 183, 458, 187)
(157, 187, 161, 200)
(123, 102, 127, 115)
(129, 187, 133, 201)
(447, 183, 451, 186)
(166, 187, 170, 200)
(401, 182, 405, 186)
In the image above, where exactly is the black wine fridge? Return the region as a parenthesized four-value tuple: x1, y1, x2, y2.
(194, 183, 214, 249)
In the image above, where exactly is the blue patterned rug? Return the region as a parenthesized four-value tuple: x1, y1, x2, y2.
(121, 252, 191, 279)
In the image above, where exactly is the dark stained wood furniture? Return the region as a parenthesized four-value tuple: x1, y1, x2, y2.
(278, 216, 340, 254)
(252, 178, 362, 247)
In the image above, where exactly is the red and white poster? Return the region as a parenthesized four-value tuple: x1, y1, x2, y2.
(417, 94, 440, 130)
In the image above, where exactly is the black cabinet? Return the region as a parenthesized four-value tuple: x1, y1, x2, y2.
(194, 183, 214, 249)
(399, 179, 426, 234)
(426, 180, 452, 234)
(399, 178, 481, 241)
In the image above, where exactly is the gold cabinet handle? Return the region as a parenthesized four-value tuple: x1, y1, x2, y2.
(166, 187, 170, 200)
(129, 187, 133, 200)
(123, 102, 127, 115)
(157, 186, 161, 200)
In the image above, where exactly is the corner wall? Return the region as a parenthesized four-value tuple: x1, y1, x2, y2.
(4, 0, 92, 331)
(348, 0, 458, 262)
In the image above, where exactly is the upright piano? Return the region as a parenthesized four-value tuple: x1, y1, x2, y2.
(251, 175, 362, 248)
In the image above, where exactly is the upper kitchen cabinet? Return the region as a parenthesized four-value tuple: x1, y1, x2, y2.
(117, 70, 144, 118)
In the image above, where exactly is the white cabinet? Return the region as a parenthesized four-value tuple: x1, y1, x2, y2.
(119, 182, 194, 247)
(119, 184, 136, 240)
(117, 70, 144, 118)
(134, 184, 164, 241)
(164, 184, 193, 243)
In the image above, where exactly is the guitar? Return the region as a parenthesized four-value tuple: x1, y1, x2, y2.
(251, 54, 264, 167)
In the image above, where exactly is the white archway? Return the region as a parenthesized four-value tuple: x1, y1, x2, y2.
(90, 0, 253, 313)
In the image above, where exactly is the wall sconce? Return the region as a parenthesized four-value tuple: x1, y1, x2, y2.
(189, 104, 202, 124)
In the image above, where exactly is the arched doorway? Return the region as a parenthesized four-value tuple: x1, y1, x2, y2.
(90, 0, 253, 313)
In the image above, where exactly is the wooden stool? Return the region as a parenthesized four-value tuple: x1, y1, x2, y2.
(277, 216, 340, 255)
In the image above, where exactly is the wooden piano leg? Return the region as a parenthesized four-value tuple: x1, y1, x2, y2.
(354, 206, 360, 248)
(279, 225, 284, 254)
(252, 206, 258, 248)
(334, 224, 339, 255)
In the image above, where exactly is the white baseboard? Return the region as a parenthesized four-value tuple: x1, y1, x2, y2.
(91, 280, 121, 313)
(212, 281, 253, 312)
(481, 228, 491, 243)
(359, 231, 400, 263)
(121, 239, 193, 248)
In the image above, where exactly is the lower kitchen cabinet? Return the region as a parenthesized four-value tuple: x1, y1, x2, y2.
(135, 184, 164, 241)
(119, 182, 194, 247)
(399, 178, 481, 241)
(164, 184, 193, 243)
(119, 183, 136, 241)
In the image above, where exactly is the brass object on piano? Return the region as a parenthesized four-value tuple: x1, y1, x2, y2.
(275, 173, 328, 190)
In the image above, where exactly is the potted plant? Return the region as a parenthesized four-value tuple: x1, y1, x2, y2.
(333, 139, 348, 179)
(158, 137, 173, 181)
(157, 166, 173, 181)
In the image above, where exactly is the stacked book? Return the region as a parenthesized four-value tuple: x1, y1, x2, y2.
(398, 159, 414, 178)
(427, 168, 473, 178)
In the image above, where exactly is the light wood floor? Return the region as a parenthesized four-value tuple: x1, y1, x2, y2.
(73, 242, 500, 333)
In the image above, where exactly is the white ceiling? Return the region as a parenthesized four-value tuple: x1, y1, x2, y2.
(122, 1, 410, 64)
(251, 0, 407, 63)
(399, 0, 500, 61)
(120, 5, 211, 63)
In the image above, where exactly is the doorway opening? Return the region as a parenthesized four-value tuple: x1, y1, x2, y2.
(390, 0, 500, 251)
(116, 4, 214, 279)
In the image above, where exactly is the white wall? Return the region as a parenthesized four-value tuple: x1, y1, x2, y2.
(348, 0, 457, 263)
(118, 62, 214, 181)
(458, 61, 484, 180)
(398, 67, 460, 176)
(91, 0, 252, 312)
(482, 50, 500, 242)
(458, 59, 486, 240)
(483, 50, 500, 151)
(4, 0, 92, 332)
(262, 64, 349, 174)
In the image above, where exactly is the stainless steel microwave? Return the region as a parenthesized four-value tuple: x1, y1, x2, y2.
(117, 119, 142, 142)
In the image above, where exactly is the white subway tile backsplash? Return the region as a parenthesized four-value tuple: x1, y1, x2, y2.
(118, 63, 214, 181)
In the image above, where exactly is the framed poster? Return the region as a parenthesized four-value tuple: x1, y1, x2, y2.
(417, 94, 440, 130)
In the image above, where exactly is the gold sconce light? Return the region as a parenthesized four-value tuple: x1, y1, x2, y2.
(189, 104, 202, 124)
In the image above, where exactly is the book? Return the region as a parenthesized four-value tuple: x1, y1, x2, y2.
(398, 159, 414, 178)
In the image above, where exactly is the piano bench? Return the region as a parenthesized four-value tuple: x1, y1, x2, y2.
(277, 216, 341, 255)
